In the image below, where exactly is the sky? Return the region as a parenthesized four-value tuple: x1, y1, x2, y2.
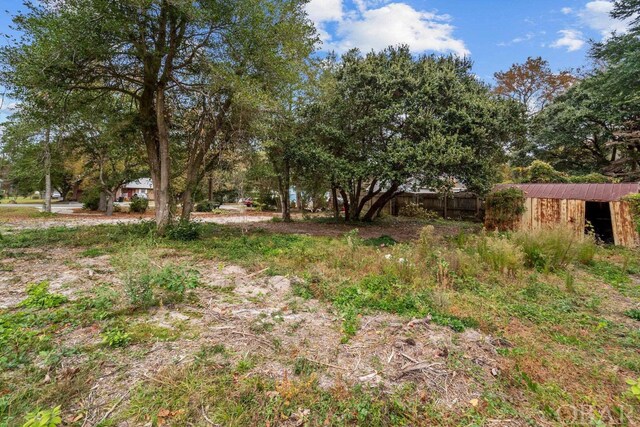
(0, 0, 633, 120)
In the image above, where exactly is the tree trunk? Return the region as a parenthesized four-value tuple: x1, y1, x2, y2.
(99, 191, 107, 212)
(331, 186, 339, 219)
(43, 127, 52, 213)
(155, 88, 172, 233)
(340, 188, 350, 222)
(362, 184, 401, 222)
(105, 192, 114, 216)
(181, 187, 195, 222)
(208, 175, 214, 201)
(278, 160, 291, 222)
(296, 187, 303, 211)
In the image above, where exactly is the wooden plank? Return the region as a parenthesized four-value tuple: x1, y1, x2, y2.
(611, 201, 639, 247)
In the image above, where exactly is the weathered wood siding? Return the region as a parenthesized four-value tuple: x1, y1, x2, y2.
(517, 198, 585, 236)
(610, 201, 640, 247)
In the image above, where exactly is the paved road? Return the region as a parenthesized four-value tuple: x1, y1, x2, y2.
(0, 202, 83, 214)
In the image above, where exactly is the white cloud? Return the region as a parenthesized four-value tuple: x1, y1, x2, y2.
(305, 1, 468, 56)
(578, 0, 630, 35)
(550, 29, 586, 51)
(306, 0, 343, 23)
(561, 7, 573, 15)
(497, 32, 535, 47)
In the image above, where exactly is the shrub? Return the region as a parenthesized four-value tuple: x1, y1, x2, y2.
(130, 195, 149, 213)
(195, 200, 220, 212)
(19, 282, 67, 309)
(81, 188, 101, 211)
(476, 235, 523, 276)
(22, 406, 62, 427)
(513, 226, 596, 271)
(568, 173, 612, 183)
(166, 220, 201, 241)
(484, 188, 525, 231)
(399, 202, 439, 220)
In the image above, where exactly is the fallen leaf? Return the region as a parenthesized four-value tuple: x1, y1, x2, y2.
(470, 398, 479, 407)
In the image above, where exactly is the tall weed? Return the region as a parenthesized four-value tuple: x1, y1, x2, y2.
(476, 234, 523, 276)
(514, 227, 596, 271)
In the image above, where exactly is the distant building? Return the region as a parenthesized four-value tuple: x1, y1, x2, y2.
(117, 178, 155, 201)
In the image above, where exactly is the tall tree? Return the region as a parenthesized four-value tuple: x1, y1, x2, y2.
(307, 46, 522, 222)
(530, 1, 640, 180)
(2, 0, 316, 231)
(494, 57, 575, 115)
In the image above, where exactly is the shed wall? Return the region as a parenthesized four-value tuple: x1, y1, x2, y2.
(517, 198, 585, 236)
(610, 201, 640, 247)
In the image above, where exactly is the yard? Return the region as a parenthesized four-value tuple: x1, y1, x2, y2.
(1, 215, 639, 426)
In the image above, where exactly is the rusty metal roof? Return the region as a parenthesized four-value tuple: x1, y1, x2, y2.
(494, 183, 639, 202)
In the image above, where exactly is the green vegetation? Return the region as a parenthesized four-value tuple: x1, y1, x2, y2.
(484, 187, 525, 231)
(21, 406, 62, 427)
(129, 196, 149, 214)
(0, 220, 639, 426)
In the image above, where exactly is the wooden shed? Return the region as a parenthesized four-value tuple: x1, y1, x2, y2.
(489, 183, 639, 247)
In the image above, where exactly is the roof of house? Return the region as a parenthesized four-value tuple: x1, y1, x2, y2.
(123, 178, 153, 189)
(494, 183, 639, 202)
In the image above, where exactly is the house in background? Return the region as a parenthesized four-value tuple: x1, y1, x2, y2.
(116, 178, 155, 201)
(489, 183, 639, 247)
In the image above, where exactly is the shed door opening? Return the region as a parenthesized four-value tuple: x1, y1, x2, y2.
(585, 201, 614, 243)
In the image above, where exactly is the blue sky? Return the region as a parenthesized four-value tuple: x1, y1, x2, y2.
(306, 0, 632, 79)
(0, 0, 632, 120)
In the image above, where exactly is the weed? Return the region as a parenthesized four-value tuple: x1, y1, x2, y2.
(293, 357, 317, 376)
(19, 282, 67, 309)
(477, 235, 523, 276)
(102, 327, 131, 348)
(514, 227, 596, 271)
(626, 378, 640, 402)
(624, 309, 640, 321)
(166, 220, 201, 241)
(22, 405, 62, 427)
(80, 248, 107, 257)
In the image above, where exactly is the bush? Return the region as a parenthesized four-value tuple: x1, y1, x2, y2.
(130, 195, 149, 213)
(568, 173, 612, 183)
(399, 202, 440, 220)
(484, 188, 526, 231)
(513, 226, 596, 271)
(195, 200, 220, 212)
(166, 220, 201, 241)
(81, 188, 101, 211)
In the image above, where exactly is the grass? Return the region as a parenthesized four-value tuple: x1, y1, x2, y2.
(0, 221, 639, 426)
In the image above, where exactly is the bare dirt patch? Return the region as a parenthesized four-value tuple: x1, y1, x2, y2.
(1, 246, 512, 424)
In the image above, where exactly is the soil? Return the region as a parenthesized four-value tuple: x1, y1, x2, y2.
(0, 242, 515, 425)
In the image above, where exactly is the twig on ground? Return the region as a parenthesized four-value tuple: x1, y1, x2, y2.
(246, 267, 269, 278)
(387, 349, 395, 364)
(307, 357, 349, 371)
(400, 352, 418, 363)
(201, 404, 220, 426)
(97, 390, 129, 425)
